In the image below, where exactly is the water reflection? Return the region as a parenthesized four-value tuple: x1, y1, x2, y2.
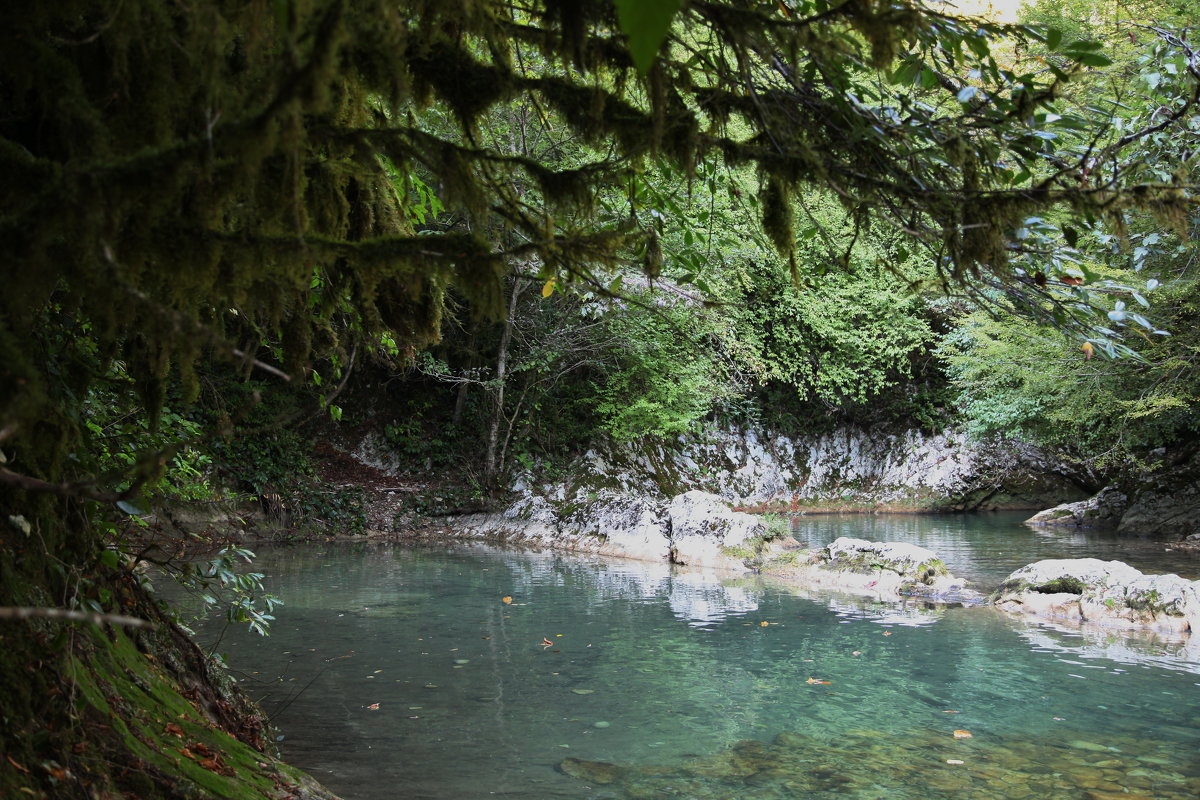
(1009, 615, 1200, 675)
(786, 511, 1200, 588)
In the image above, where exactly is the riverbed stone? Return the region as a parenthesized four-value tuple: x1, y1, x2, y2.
(558, 757, 625, 784)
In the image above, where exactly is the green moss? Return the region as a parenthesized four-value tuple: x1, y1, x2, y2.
(1032, 577, 1087, 594)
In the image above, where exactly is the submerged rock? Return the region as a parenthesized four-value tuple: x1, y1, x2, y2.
(994, 559, 1200, 633)
(558, 757, 626, 785)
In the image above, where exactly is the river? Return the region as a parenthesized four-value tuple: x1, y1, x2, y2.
(169, 512, 1200, 799)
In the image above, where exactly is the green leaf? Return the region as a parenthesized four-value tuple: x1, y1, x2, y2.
(613, 0, 683, 75)
(1045, 28, 1063, 51)
(1070, 52, 1113, 68)
(100, 549, 120, 569)
(1063, 226, 1078, 247)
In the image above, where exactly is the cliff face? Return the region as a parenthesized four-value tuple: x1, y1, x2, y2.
(1027, 451, 1200, 540)
(537, 424, 1089, 513)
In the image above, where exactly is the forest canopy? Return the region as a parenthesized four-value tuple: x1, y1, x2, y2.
(3, 0, 1195, 465)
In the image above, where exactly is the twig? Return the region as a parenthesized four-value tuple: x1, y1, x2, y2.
(0, 606, 155, 628)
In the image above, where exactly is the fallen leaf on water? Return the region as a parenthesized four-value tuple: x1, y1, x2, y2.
(943, 710, 960, 714)
(760, 621, 770, 627)
(952, 730, 973, 739)
(1053, 717, 1065, 721)
(501, 596, 513, 604)
(882, 631, 892, 636)
(541, 637, 554, 647)
(946, 759, 965, 765)
(852, 651, 862, 656)
(366, 703, 380, 710)
(571, 689, 595, 695)
(805, 677, 831, 685)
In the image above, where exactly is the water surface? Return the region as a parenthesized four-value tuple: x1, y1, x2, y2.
(169, 519, 1200, 799)
(787, 510, 1200, 588)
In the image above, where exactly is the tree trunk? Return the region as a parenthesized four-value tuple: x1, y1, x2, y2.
(484, 277, 525, 487)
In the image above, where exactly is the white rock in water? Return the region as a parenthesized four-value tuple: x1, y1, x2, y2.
(994, 558, 1200, 633)
(666, 490, 765, 571)
(823, 537, 943, 573)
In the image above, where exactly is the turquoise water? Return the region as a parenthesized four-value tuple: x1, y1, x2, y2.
(172, 518, 1200, 799)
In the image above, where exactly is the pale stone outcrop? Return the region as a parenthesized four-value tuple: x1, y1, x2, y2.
(993, 558, 1200, 633)
(665, 490, 765, 571)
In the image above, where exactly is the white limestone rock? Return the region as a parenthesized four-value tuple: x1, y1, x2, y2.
(994, 558, 1200, 633)
(562, 491, 672, 563)
(666, 490, 765, 572)
(813, 537, 962, 596)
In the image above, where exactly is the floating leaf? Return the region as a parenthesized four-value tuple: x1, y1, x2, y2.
(571, 688, 595, 695)
(759, 621, 770, 627)
(541, 637, 554, 647)
(805, 677, 831, 685)
(952, 730, 973, 739)
(946, 759, 965, 765)
(367, 703, 380, 710)
(501, 596, 513, 604)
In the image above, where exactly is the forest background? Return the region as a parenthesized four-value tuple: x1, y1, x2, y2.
(1, 0, 1198, 798)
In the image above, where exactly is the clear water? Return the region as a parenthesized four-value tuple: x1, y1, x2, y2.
(170, 517, 1200, 800)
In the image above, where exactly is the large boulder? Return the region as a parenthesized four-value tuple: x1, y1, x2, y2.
(809, 537, 964, 596)
(1025, 486, 1127, 528)
(666, 490, 766, 571)
(993, 559, 1200, 633)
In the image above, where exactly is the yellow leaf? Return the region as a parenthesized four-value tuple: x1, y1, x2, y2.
(542, 277, 557, 297)
(759, 621, 770, 627)
(1082, 342, 1094, 360)
(952, 730, 972, 739)
(501, 596, 513, 604)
